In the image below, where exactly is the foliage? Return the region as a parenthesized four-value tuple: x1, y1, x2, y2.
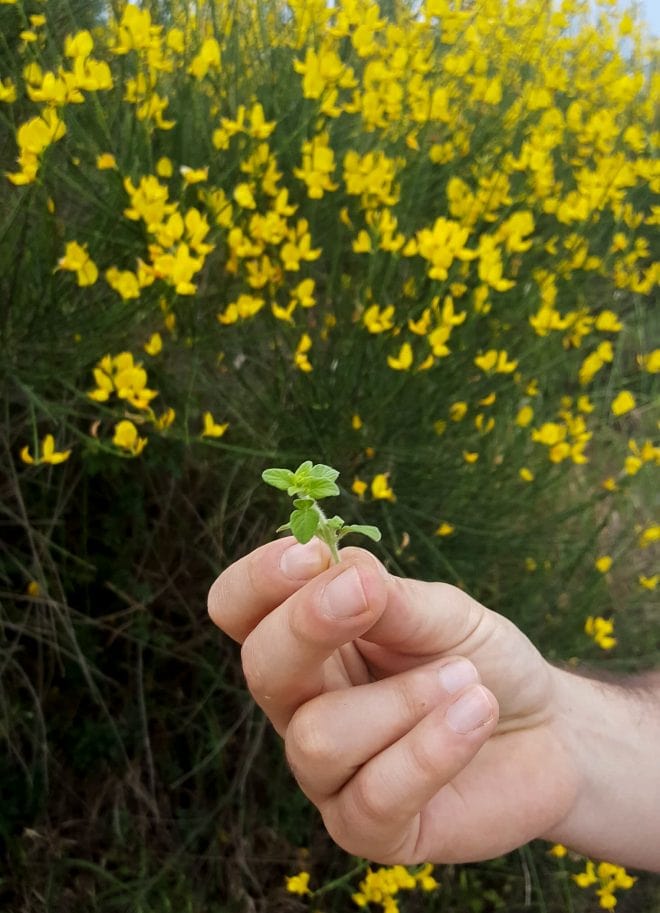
(0, 0, 658, 909)
(263, 460, 381, 561)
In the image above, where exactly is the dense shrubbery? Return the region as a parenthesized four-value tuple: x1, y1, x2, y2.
(0, 0, 658, 909)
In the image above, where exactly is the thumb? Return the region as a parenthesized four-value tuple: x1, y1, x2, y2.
(340, 548, 489, 665)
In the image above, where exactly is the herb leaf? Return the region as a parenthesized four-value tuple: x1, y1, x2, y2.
(339, 524, 382, 542)
(262, 468, 296, 491)
(290, 506, 320, 544)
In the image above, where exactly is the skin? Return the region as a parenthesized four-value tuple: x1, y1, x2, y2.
(208, 537, 660, 871)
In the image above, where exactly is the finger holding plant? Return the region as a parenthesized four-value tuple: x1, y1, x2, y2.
(262, 461, 381, 564)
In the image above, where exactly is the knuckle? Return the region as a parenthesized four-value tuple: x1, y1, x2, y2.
(320, 802, 364, 858)
(395, 674, 432, 724)
(287, 704, 338, 768)
(404, 733, 442, 782)
(240, 637, 266, 698)
(287, 597, 313, 645)
(322, 784, 400, 862)
(207, 574, 228, 625)
(347, 768, 391, 827)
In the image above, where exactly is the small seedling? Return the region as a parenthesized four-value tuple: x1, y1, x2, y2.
(262, 461, 381, 564)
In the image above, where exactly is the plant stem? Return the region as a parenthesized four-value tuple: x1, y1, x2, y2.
(314, 503, 341, 564)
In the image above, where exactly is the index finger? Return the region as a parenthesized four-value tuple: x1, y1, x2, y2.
(207, 536, 332, 643)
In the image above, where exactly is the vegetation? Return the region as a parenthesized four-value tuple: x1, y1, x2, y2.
(0, 0, 658, 909)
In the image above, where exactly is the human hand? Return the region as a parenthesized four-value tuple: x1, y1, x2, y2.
(208, 538, 578, 864)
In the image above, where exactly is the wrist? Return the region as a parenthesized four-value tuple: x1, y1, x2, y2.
(543, 664, 660, 871)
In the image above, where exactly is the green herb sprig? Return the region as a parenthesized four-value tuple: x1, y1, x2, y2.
(262, 461, 381, 564)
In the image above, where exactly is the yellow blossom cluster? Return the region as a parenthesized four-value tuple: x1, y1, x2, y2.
(531, 407, 593, 465)
(585, 616, 617, 651)
(573, 859, 636, 909)
(352, 863, 438, 911)
(84, 352, 176, 456)
(88, 352, 158, 411)
(5, 108, 66, 186)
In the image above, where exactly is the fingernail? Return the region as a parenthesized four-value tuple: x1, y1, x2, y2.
(446, 685, 493, 733)
(322, 567, 367, 619)
(280, 541, 326, 580)
(438, 659, 478, 695)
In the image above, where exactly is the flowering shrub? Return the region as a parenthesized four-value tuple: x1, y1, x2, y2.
(1, 0, 658, 909)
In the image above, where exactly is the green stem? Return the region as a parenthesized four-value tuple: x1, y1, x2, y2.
(313, 503, 341, 564)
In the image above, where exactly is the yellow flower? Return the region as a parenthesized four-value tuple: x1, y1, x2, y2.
(188, 37, 222, 80)
(387, 342, 413, 371)
(180, 165, 209, 185)
(585, 616, 617, 650)
(639, 525, 660, 548)
(595, 555, 612, 573)
(463, 451, 479, 464)
(637, 349, 660, 373)
(153, 407, 175, 431)
(577, 395, 594, 414)
(352, 414, 363, 430)
(548, 844, 567, 858)
(596, 889, 617, 909)
(435, 522, 454, 536)
(611, 390, 636, 416)
(144, 332, 163, 356)
(371, 473, 395, 502)
(106, 266, 140, 300)
(639, 575, 658, 590)
(516, 405, 534, 427)
(201, 412, 229, 438)
(294, 333, 313, 372)
(474, 349, 518, 374)
(96, 153, 117, 170)
(285, 871, 311, 896)
(595, 310, 622, 332)
(156, 157, 173, 178)
(519, 467, 534, 482)
(352, 478, 368, 499)
(415, 863, 439, 891)
(293, 131, 338, 199)
(112, 421, 147, 456)
(363, 304, 395, 334)
(352, 230, 372, 253)
(449, 401, 467, 422)
(532, 423, 566, 446)
(0, 78, 17, 103)
(58, 241, 98, 287)
(475, 414, 495, 434)
(573, 860, 598, 888)
(20, 434, 71, 466)
(234, 182, 256, 209)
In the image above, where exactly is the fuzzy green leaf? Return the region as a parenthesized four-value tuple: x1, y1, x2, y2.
(262, 468, 296, 491)
(290, 507, 320, 544)
(338, 524, 382, 543)
(304, 478, 340, 499)
(293, 461, 313, 483)
(308, 464, 340, 483)
(326, 515, 345, 530)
